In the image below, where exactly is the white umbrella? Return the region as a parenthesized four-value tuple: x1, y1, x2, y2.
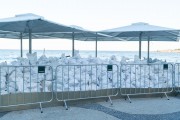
(0, 13, 105, 57)
(100, 22, 180, 61)
(0, 13, 82, 56)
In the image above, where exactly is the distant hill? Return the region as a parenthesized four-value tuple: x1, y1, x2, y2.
(157, 49, 180, 53)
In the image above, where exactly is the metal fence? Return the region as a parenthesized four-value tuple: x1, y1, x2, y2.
(120, 63, 173, 102)
(0, 63, 177, 111)
(174, 63, 180, 93)
(55, 64, 119, 109)
(0, 65, 53, 113)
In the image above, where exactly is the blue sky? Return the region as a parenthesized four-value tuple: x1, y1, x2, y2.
(0, 0, 180, 51)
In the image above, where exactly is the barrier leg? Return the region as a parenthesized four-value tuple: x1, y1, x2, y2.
(108, 96, 113, 105)
(64, 100, 68, 110)
(164, 93, 170, 100)
(40, 102, 43, 113)
(127, 95, 132, 103)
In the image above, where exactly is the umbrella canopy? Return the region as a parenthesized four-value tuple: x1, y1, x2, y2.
(0, 13, 82, 54)
(100, 22, 180, 41)
(100, 22, 180, 60)
(0, 14, 105, 40)
(0, 13, 82, 33)
(0, 13, 106, 57)
(32, 25, 105, 40)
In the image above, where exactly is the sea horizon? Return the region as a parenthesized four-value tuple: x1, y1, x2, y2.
(0, 48, 171, 52)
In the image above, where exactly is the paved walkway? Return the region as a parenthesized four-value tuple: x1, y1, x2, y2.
(1, 97, 180, 120)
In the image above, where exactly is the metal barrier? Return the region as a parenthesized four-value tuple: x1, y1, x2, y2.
(55, 64, 119, 109)
(174, 63, 180, 93)
(120, 63, 173, 103)
(0, 65, 53, 113)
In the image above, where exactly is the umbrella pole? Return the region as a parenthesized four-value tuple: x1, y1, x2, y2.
(147, 36, 150, 63)
(29, 29, 32, 54)
(72, 32, 75, 57)
(20, 33, 23, 57)
(95, 32, 97, 57)
(139, 32, 142, 59)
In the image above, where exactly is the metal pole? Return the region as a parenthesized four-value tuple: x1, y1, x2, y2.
(95, 32, 97, 57)
(72, 32, 75, 57)
(147, 36, 150, 63)
(139, 32, 142, 59)
(20, 33, 23, 57)
(29, 29, 32, 54)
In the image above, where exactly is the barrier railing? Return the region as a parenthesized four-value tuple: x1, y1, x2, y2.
(0, 65, 53, 113)
(55, 64, 119, 109)
(120, 63, 173, 103)
(0, 63, 176, 111)
(174, 63, 180, 93)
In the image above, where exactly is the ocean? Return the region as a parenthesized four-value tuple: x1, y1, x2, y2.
(0, 49, 179, 63)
